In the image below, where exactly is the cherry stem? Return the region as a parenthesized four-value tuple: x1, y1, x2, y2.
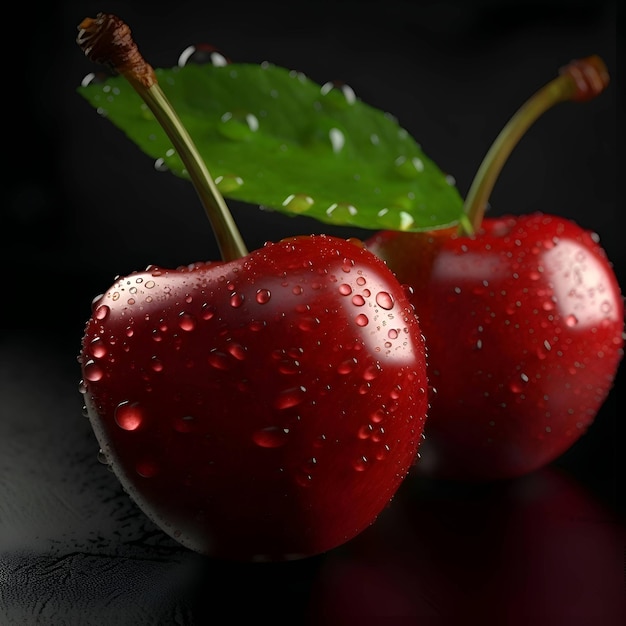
(76, 13, 249, 261)
(461, 55, 609, 235)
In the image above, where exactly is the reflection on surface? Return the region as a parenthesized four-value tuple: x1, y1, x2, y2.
(1, 337, 623, 624)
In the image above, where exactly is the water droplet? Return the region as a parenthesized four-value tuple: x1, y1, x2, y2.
(337, 358, 358, 375)
(339, 284, 352, 296)
(298, 316, 320, 331)
(89, 337, 107, 358)
(353, 456, 370, 472)
(387, 328, 399, 340)
(274, 386, 306, 409)
(326, 202, 357, 222)
(256, 288, 271, 304)
(178, 43, 230, 67)
(114, 401, 144, 431)
(370, 410, 385, 424)
(227, 342, 247, 360)
(357, 424, 374, 439)
(394, 155, 425, 179)
(355, 313, 369, 327)
(97, 448, 108, 465)
(151, 357, 164, 372)
(230, 292, 245, 308)
(83, 360, 104, 382)
(94, 304, 110, 321)
(173, 415, 195, 433)
(218, 111, 259, 141)
(320, 80, 357, 109)
(136, 459, 158, 478)
(375, 291, 394, 310)
(154, 157, 169, 172)
(352, 294, 365, 306)
(215, 174, 244, 193)
(208, 350, 231, 370)
(363, 364, 382, 381)
(252, 426, 289, 448)
(277, 358, 300, 375)
(178, 312, 196, 331)
(201, 303, 216, 320)
(282, 193, 315, 214)
(565, 314, 578, 327)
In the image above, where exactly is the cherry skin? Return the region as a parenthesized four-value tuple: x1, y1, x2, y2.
(366, 213, 624, 481)
(79, 234, 429, 560)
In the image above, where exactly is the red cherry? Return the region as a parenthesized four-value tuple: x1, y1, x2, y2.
(368, 214, 623, 480)
(367, 56, 624, 480)
(80, 235, 428, 559)
(76, 14, 428, 560)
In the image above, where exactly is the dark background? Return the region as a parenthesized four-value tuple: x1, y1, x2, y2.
(1, 1, 623, 624)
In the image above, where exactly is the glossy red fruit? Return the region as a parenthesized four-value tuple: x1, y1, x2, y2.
(79, 234, 428, 560)
(366, 213, 624, 480)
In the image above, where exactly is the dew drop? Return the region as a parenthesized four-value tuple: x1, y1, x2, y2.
(337, 358, 358, 375)
(173, 415, 195, 433)
(298, 316, 320, 331)
(97, 448, 108, 465)
(178, 312, 196, 331)
(208, 350, 231, 370)
(215, 174, 244, 193)
(565, 314, 578, 328)
(320, 80, 357, 108)
(227, 342, 247, 360)
(252, 426, 289, 448)
(230, 292, 245, 308)
(114, 401, 144, 431)
(326, 201, 357, 222)
(89, 337, 107, 358)
(136, 459, 158, 478)
(178, 43, 230, 67)
(355, 313, 369, 327)
(201, 303, 216, 320)
(277, 358, 300, 375)
(394, 155, 425, 179)
(84, 360, 104, 382)
(282, 193, 315, 214)
(363, 364, 381, 381)
(353, 456, 370, 472)
(94, 305, 110, 321)
(218, 111, 259, 141)
(375, 291, 394, 310)
(274, 386, 306, 409)
(370, 409, 385, 424)
(339, 284, 352, 296)
(357, 424, 374, 439)
(256, 288, 271, 304)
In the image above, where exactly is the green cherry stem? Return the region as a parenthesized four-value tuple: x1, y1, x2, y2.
(461, 55, 610, 235)
(76, 13, 249, 261)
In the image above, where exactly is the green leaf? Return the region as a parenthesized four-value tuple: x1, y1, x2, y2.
(78, 62, 464, 231)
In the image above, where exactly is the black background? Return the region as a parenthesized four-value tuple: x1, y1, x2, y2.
(1, 1, 623, 624)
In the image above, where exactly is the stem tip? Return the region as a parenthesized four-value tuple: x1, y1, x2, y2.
(77, 13, 156, 89)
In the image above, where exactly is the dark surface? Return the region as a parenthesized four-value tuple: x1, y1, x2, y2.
(1, 1, 623, 623)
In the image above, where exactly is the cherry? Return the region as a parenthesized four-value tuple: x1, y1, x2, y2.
(367, 56, 623, 481)
(76, 13, 428, 561)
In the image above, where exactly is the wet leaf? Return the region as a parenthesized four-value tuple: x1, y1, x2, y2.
(78, 62, 464, 231)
